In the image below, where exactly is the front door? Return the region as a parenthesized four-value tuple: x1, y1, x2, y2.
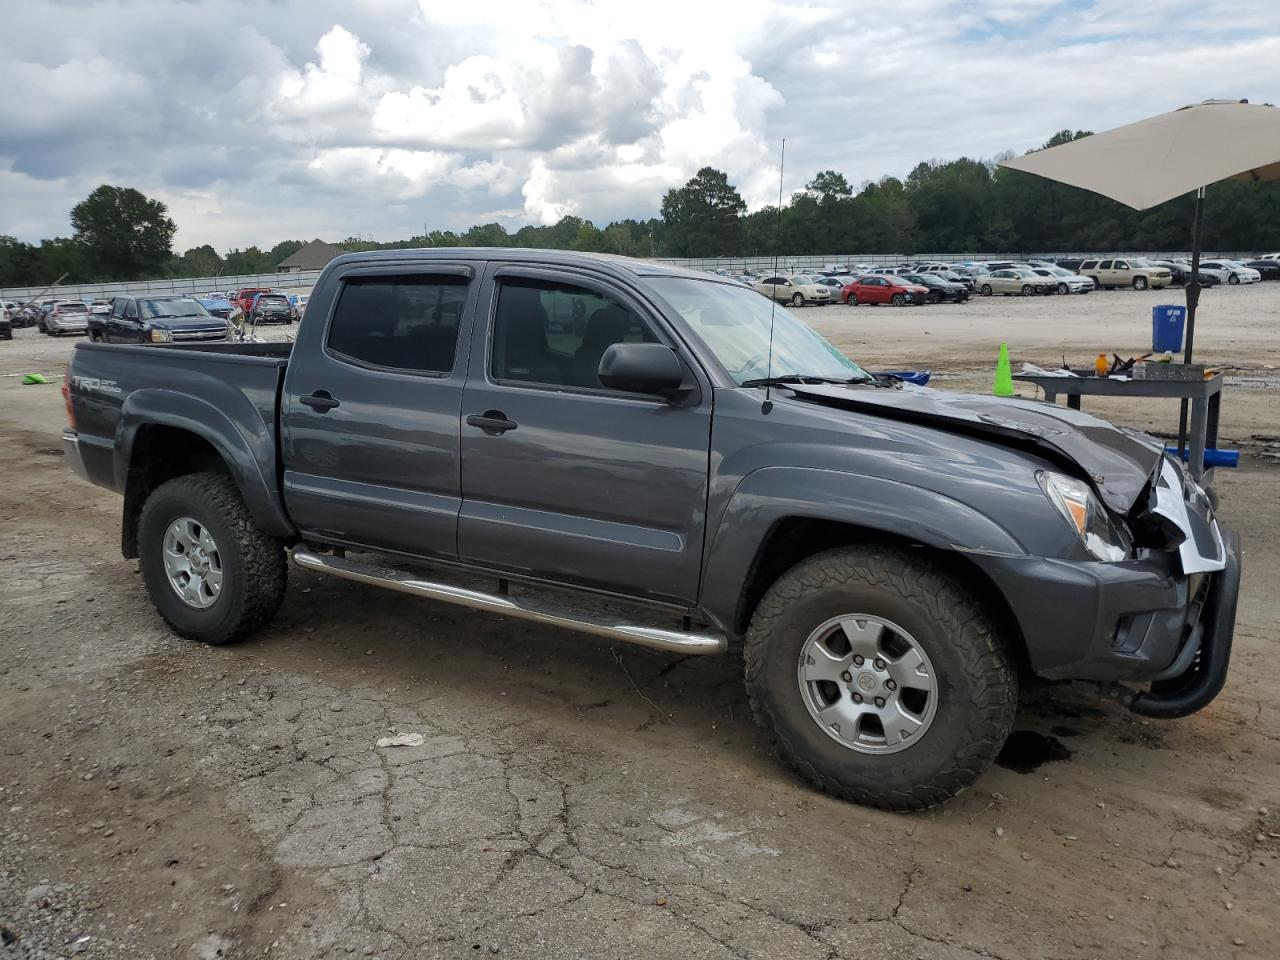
(457, 267, 712, 605)
(280, 263, 479, 559)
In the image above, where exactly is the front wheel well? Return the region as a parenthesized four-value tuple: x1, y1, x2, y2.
(121, 425, 229, 558)
(734, 518, 1029, 674)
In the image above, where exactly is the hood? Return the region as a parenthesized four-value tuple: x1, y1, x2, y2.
(787, 384, 1163, 514)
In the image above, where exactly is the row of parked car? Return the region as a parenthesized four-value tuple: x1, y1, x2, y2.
(715, 252, 1280, 307)
(0, 287, 308, 344)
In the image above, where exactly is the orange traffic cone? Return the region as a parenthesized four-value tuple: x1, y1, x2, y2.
(993, 342, 1014, 397)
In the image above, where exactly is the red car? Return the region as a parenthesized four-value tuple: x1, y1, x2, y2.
(840, 275, 929, 306)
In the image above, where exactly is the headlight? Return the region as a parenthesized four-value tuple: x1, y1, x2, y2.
(1037, 471, 1131, 561)
(150, 328, 173, 343)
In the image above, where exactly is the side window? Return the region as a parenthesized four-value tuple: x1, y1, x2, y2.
(111, 299, 126, 319)
(123, 300, 138, 320)
(327, 274, 466, 374)
(1114, 260, 1129, 269)
(491, 279, 656, 390)
(1098, 260, 1113, 270)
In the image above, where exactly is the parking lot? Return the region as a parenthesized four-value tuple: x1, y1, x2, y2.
(2, 283, 1278, 960)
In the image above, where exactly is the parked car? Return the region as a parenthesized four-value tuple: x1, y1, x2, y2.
(1055, 258, 1086, 273)
(87, 295, 230, 344)
(913, 265, 976, 290)
(1077, 258, 1172, 290)
(899, 273, 969, 303)
(1199, 260, 1261, 285)
(198, 296, 235, 320)
(1241, 259, 1280, 280)
(977, 269, 1055, 296)
(60, 248, 1241, 811)
(812, 277, 851, 300)
(0, 306, 12, 341)
(89, 298, 114, 315)
(231, 287, 274, 316)
(754, 274, 832, 306)
(42, 300, 90, 336)
(1168, 259, 1228, 285)
(1030, 266, 1094, 295)
(1255, 252, 1280, 260)
(249, 292, 296, 324)
(841, 275, 929, 306)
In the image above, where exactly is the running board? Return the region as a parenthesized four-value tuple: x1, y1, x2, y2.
(291, 549, 728, 656)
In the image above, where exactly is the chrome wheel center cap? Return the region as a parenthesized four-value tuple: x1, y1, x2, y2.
(856, 672, 877, 693)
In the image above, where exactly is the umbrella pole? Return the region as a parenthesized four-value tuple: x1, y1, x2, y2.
(1177, 185, 1207, 458)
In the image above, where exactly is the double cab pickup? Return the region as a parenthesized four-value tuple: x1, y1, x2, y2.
(62, 249, 1241, 809)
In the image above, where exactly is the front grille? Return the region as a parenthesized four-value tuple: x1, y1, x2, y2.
(172, 329, 227, 341)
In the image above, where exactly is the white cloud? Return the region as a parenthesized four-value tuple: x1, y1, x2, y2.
(1, 0, 1278, 251)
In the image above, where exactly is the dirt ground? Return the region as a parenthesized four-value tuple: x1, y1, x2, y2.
(2, 283, 1278, 960)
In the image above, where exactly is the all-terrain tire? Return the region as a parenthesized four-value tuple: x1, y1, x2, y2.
(137, 472, 287, 645)
(744, 543, 1018, 811)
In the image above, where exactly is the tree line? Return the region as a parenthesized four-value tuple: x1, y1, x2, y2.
(4, 131, 1279, 288)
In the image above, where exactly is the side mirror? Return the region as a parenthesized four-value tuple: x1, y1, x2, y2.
(598, 342, 685, 397)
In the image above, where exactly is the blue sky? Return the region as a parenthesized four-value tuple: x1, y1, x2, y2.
(1, 0, 1276, 250)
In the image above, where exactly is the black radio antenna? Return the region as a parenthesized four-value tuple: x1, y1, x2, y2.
(762, 137, 785, 415)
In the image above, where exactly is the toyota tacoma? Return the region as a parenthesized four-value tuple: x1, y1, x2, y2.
(60, 249, 1241, 810)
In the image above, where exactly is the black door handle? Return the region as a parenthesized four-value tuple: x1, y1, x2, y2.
(466, 410, 518, 435)
(300, 391, 340, 412)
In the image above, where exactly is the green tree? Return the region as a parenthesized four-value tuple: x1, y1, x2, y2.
(268, 240, 306, 266)
(807, 170, 853, 200)
(70, 185, 176, 280)
(660, 167, 747, 257)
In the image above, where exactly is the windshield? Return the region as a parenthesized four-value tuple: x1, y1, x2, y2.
(57, 302, 88, 313)
(649, 277, 867, 386)
(142, 298, 210, 319)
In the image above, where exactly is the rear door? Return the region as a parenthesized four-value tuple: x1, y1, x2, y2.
(280, 262, 479, 559)
(456, 266, 712, 605)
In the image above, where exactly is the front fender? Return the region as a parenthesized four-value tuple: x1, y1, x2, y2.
(697, 466, 1028, 634)
(117, 389, 292, 537)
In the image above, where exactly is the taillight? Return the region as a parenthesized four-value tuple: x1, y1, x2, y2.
(62, 368, 76, 429)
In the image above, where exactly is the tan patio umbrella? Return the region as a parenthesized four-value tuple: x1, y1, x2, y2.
(999, 99, 1280, 448)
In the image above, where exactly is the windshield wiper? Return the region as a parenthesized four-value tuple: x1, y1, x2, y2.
(741, 374, 874, 388)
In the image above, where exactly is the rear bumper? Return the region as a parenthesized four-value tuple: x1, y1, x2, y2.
(974, 523, 1241, 713)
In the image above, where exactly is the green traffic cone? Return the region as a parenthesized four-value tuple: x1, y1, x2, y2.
(993, 343, 1014, 397)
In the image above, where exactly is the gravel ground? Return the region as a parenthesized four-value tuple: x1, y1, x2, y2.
(1, 284, 1278, 959)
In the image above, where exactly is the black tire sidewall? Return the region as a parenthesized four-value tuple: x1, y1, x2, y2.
(748, 556, 1014, 803)
(138, 478, 252, 644)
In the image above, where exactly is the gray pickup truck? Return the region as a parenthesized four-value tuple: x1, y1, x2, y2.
(62, 249, 1240, 810)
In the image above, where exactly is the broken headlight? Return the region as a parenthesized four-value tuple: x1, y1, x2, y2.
(1037, 471, 1132, 561)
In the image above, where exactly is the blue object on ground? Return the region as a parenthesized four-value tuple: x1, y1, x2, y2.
(878, 370, 931, 386)
(1152, 305, 1186, 353)
(1165, 446, 1239, 469)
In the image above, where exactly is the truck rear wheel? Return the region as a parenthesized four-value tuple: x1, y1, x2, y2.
(137, 472, 286, 645)
(744, 543, 1017, 811)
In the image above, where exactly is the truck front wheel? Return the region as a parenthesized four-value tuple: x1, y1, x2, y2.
(744, 544, 1017, 811)
(137, 472, 287, 645)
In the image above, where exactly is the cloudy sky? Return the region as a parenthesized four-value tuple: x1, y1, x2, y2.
(2, 0, 1278, 252)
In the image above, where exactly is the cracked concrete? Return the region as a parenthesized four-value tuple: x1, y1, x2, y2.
(3, 342, 1279, 960)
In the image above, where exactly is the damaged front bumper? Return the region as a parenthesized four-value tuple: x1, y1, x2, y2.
(976, 460, 1242, 718)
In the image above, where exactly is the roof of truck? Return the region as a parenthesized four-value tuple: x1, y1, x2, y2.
(323, 248, 721, 283)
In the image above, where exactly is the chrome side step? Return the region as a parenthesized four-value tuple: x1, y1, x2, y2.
(291, 549, 728, 656)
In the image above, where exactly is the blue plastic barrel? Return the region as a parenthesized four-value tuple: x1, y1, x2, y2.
(1164, 446, 1240, 469)
(1152, 305, 1186, 353)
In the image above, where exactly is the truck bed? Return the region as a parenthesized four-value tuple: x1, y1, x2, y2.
(64, 340, 293, 528)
